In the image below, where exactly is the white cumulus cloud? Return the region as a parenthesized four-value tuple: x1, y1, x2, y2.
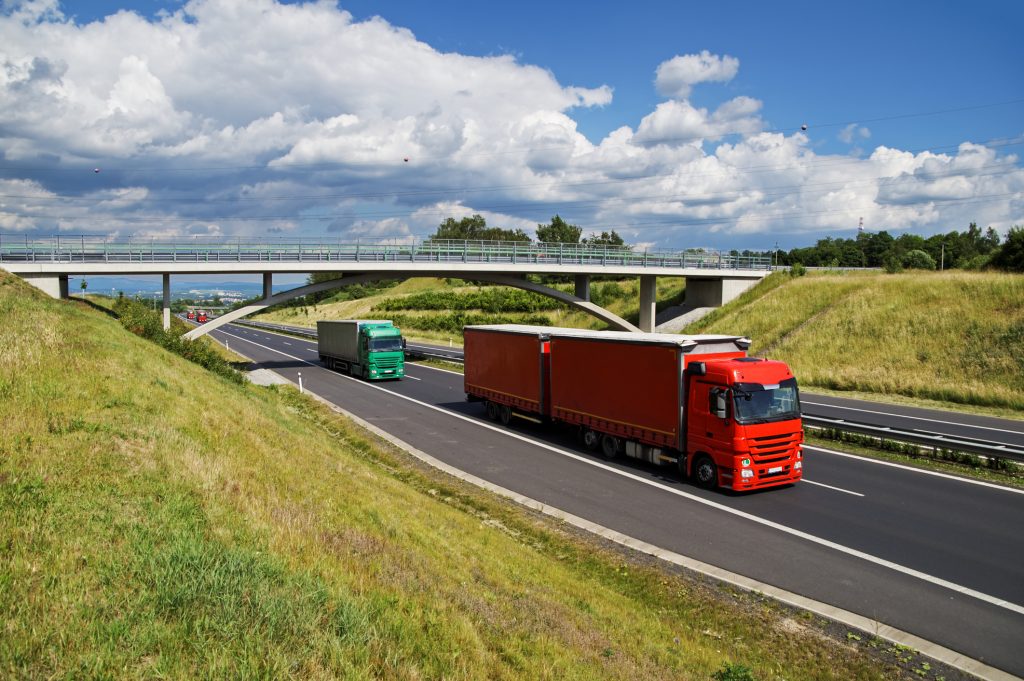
(655, 50, 740, 100)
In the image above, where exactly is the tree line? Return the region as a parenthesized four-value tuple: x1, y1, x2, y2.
(429, 214, 626, 246)
(776, 222, 1024, 272)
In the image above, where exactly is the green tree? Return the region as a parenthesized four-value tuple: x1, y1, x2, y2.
(430, 214, 531, 242)
(582, 230, 626, 247)
(536, 215, 582, 244)
(79, 279, 88, 297)
(902, 249, 936, 270)
(991, 226, 1024, 272)
(306, 271, 345, 304)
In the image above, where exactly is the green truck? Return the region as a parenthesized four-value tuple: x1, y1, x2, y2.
(317, 320, 406, 380)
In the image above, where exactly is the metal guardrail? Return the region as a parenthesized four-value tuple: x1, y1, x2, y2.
(0, 235, 771, 271)
(803, 415, 1024, 463)
(234, 319, 317, 338)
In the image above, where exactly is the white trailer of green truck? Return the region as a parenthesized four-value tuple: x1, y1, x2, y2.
(317, 320, 405, 380)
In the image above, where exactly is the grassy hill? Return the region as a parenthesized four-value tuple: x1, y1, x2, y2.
(686, 271, 1024, 412)
(0, 270, 913, 679)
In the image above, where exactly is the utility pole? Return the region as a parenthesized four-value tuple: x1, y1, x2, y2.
(940, 243, 945, 271)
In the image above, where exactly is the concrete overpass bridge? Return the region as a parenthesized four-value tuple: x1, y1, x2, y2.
(0, 236, 771, 336)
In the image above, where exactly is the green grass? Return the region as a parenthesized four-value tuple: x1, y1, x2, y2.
(686, 270, 1024, 411)
(0, 271, 912, 679)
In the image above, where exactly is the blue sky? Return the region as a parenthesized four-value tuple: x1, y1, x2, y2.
(1, 0, 1022, 261)
(62, 0, 1024, 153)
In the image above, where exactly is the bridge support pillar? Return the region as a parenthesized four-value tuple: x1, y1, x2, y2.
(162, 274, 171, 331)
(638, 275, 656, 333)
(685, 277, 759, 308)
(21, 274, 68, 299)
(263, 272, 273, 300)
(574, 274, 590, 302)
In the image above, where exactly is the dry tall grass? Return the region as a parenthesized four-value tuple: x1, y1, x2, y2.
(688, 271, 1024, 410)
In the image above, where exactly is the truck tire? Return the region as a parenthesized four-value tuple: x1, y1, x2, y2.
(600, 434, 619, 460)
(582, 429, 600, 451)
(499, 405, 513, 426)
(485, 401, 499, 421)
(693, 455, 718, 490)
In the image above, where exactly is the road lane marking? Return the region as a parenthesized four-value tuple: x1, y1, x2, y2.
(805, 444, 1024, 496)
(802, 400, 1024, 436)
(407, 362, 463, 376)
(215, 328, 1024, 618)
(404, 375, 421, 381)
(801, 479, 864, 497)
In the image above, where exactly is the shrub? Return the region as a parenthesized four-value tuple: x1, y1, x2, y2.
(882, 255, 903, 274)
(389, 312, 550, 334)
(712, 662, 757, 681)
(112, 298, 243, 384)
(902, 249, 936, 270)
(959, 253, 991, 270)
(374, 288, 563, 313)
(789, 262, 807, 277)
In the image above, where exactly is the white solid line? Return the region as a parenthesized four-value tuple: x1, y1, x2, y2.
(801, 479, 865, 497)
(802, 400, 1024, 436)
(215, 328, 1024, 618)
(805, 444, 1024, 495)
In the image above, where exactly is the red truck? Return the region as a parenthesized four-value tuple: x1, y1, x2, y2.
(464, 325, 803, 492)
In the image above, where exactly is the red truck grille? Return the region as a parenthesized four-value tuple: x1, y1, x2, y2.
(747, 431, 801, 463)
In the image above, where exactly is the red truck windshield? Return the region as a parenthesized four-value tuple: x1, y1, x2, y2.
(732, 378, 800, 424)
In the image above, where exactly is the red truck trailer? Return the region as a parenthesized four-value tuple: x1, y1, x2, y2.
(464, 325, 803, 492)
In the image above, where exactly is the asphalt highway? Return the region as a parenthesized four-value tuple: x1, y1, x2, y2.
(210, 323, 1024, 677)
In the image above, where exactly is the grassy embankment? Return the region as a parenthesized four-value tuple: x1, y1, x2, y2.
(255, 277, 687, 345)
(1, 271, 917, 679)
(686, 270, 1024, 414)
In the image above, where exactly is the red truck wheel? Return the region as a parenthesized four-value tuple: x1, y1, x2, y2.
(693, 455, 718, 490)
(485, 401, 499, 420)
(582, 429, 600, 451)
(499, 405, 513, 426)
(600, 434, 619, 460)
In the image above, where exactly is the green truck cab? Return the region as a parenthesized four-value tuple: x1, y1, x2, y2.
(317, 320, 405, 380)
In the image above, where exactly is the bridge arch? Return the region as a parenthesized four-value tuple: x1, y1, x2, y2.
(182, 271, 640, 341)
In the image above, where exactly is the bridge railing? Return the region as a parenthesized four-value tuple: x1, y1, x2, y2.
(0, 235, 771, 270)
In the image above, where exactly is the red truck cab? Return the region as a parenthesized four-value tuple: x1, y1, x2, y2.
(197, 312, 208, 323)
(187, 311, 196, 320)
(687, 357, 803, 491)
